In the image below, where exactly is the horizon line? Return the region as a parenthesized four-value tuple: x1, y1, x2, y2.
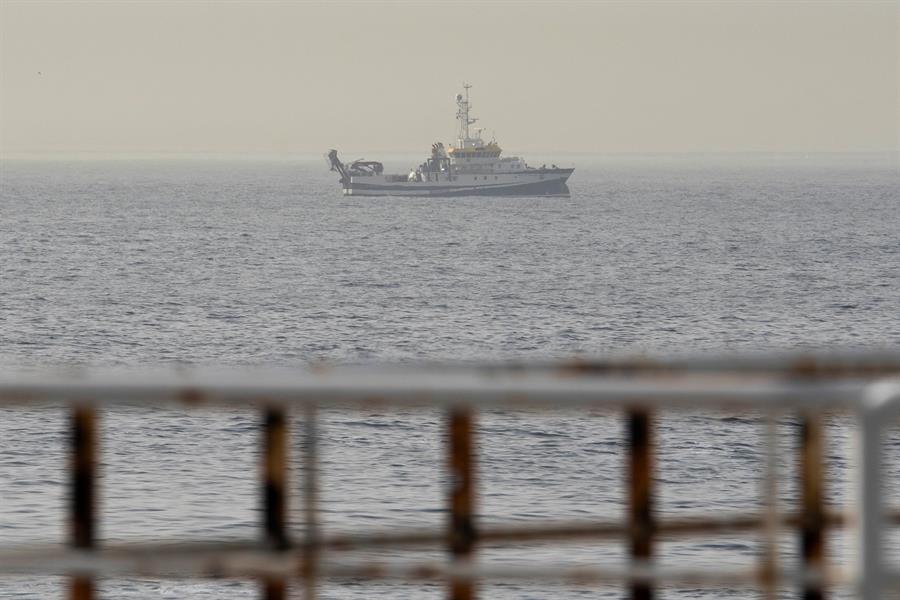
(3, 150, 898, 162)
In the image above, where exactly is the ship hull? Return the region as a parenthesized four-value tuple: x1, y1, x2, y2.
(344, 169, 573, 197)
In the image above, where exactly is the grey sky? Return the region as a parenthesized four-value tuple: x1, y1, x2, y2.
(1, 1, 897, 155)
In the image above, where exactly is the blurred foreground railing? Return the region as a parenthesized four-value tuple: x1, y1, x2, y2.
(1, 352, 900, 600)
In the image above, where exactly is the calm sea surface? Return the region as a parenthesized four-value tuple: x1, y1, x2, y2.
(1, 155, 898, 598)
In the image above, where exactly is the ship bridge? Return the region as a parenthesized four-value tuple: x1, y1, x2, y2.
(448, 142, 502, 160)
(448, 84, 527, 173)
(452, 84, 503, 156)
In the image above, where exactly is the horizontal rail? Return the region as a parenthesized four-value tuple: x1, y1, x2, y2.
(3, 508, 900, 573)
(323, 509, 900, 549)
(0, 370, 879, 410)
(315, 560, 844, 589)
(0, 547, 850, 588)
(506, 350, 900, 378)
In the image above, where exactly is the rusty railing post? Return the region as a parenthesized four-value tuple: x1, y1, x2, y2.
(262, 407, 289, 600)
(448, 409, 476, 600)
(799, 413, 825, 600)
(628, 409, 654, 600)
(70, 406, 97, 600)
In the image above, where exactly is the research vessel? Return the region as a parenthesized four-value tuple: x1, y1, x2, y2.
(327, 85, 573, 197)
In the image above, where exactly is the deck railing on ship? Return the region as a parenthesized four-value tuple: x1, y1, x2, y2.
(1, 352, 899, 600)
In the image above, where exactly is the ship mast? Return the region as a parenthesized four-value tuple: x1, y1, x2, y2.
(456, 83, 478, 148)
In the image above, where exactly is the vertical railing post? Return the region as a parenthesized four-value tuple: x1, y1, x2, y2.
(799, 413, 825, 600)
(70, 406, 97, 600)
(858, 398, 883, 600)
(627, 408, 654, 600)
(301, 406, 319, 600)
(262, 407, 289, 600)
(447, 408, 476, 600)
(857, 383, 900, 600)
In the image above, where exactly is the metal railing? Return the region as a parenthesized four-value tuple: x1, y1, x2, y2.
(1, 352, 899, 600)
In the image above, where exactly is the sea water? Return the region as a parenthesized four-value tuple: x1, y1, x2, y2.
(1, 154, 898, 598)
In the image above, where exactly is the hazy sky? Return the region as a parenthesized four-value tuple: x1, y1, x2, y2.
(1, 1, 897, 155)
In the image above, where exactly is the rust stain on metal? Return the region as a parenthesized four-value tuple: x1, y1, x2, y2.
(448, 409, 476, 600)
(263, 579, 287, 600)
(800, 413, 826, 600)
(757, 563, 777, 598)
(360, 395, 394, 411)
(263, 408, 289, 549)
(207, 559, 226, 579)
(558, 358, 668, 378)
(307, 509, 872, 553)
(568, 566, 599, 586)
(628, 409, 654, 600)
(552, 354, 900, 379)
(308, 362, 333, 376)
(788, 356, 900, 379)
(262, 407, 289, 599)
(70, 577, 93, 600)
(71, 406, 96, 600)
(413, 564, 443, 579)
(72, 407, 96, 548)
(179, 388, 206, 406)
